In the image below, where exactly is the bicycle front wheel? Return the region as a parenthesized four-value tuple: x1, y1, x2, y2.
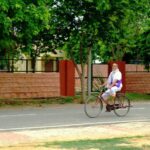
(113, 96, 130, 117)
(84, 94, 103, 118)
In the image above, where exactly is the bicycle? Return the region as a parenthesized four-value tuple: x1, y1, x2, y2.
(84, 87, 131, 118)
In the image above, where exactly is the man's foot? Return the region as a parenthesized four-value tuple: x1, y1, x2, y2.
(106, 104, 114, 112)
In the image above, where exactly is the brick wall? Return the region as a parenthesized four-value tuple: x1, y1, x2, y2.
(126, 72, 150, 93)
(0, 73, 60, 99)
(0, 65, 149, 99)
(75, 64, 150, 93)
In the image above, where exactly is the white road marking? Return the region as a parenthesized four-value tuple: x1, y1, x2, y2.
(0, 107, 146, 118)
(131, 107, 145, 110)
(0, 119, 150, 132)
(0, 114, 36, 118)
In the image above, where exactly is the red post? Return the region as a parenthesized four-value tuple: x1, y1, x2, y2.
(59, 60, 75, 96)
(66, 61, 75, 96)
(59, 60, 67, 96)
(108, 61, 126, 93)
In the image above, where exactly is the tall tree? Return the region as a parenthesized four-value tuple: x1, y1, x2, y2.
(98, 0, 150, 63)
(0, 0, 54, 71)
(51, 0, 134, 101)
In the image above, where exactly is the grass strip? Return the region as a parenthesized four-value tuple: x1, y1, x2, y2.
(39, 135, 150, 150)
(0, 93, 149, 107)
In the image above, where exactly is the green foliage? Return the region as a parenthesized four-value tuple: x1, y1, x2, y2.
(137, 29, 150, 71)
(52, 0, 130, 63)
(0, 0, 53, 60)
(0, 0, 149, 69)
(96, 0, 150, 63)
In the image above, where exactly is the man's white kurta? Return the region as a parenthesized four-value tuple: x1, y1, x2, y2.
(102, 69, 123, 100)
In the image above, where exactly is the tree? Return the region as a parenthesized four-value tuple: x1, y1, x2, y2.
(137, 29, 150, 71)
(0, 0, 23, 70)
(98, 0, 150, 64)
(1, 0, 149, 98)
(51, 0, 134, 102)
(0, 0, 54, 71)
(14, 0, 51, 72)
(130, 0, 150, 70)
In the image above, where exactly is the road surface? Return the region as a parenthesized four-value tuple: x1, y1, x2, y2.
(0, 102, 150, 131)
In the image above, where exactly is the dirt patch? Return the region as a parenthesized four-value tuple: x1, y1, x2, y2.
(0, 122, 150, 150)
(130, 136, 150, 148)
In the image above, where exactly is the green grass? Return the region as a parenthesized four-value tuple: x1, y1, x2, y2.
(0, 93, 149, 107)
(126, 93, 150, 101)
(0, 96, 75, 107)
(38, 136, 150, 150)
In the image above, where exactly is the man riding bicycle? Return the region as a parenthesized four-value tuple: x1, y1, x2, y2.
(101, 63, 123, 112)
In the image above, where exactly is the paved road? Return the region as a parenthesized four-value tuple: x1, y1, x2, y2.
(0, 102, 150, 131)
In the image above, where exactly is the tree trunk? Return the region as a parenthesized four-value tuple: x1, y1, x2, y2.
(87, 47, 92, 96)
(81, 62, 86, 103)
(69, 43, 87, 103)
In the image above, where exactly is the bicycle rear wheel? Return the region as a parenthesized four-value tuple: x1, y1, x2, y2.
(84, 94, 103, 118)
(113, 96, 130, 117)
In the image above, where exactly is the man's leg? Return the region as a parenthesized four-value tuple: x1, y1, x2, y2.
(110, 93, 116, 104)
(101, 89, 111, 105)
(109, 86, 121, 109)
(101, 90, 113, 112)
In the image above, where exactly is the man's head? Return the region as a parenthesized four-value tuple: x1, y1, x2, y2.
(112, 63, 118, 71)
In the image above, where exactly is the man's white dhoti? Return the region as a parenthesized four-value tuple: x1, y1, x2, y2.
(102, 86, 122, 101)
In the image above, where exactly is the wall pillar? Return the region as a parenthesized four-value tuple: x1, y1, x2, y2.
(59, 60, 75, 96)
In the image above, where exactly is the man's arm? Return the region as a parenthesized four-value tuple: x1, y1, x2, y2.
(101, 81, 107, 87)
(108, 79, 118, 89)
